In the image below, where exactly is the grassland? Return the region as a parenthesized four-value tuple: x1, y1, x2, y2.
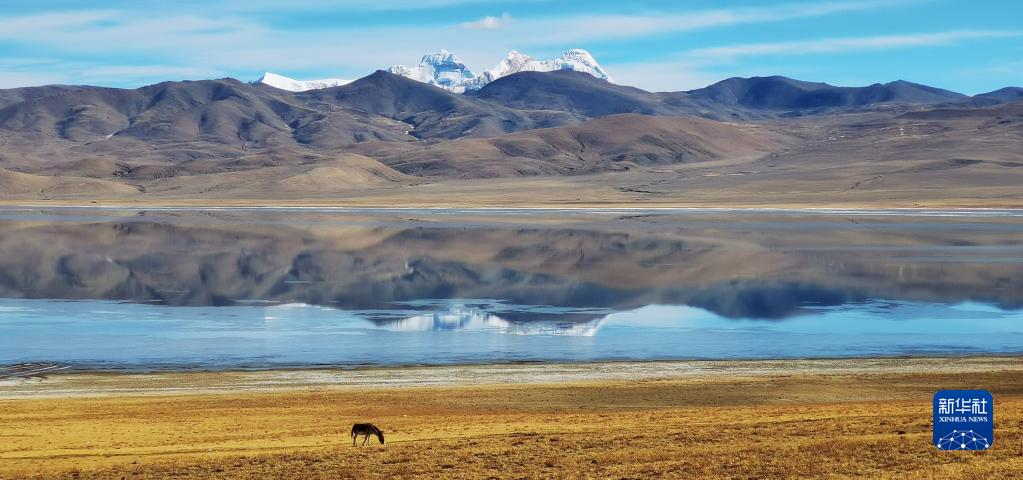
(1, 358, 1022, 479)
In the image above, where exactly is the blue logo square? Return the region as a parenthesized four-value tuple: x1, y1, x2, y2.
(933, 390, 993, 450)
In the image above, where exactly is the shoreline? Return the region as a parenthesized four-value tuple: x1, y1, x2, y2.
(3, 356, 1021, 399)
(3, 202, 1023, 214)
(6, 352, 1023, 374)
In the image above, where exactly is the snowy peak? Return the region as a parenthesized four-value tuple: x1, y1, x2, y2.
(387, 48, 613, 93)
(421, 49, 462, 66)
(477, 48, 614, 88)
(476, 51, 531, 85)
(257, 49, 612, 94)
(387, 49, 478, 94)
(255, 72, 352, 92)
(561, 49, 613, 81)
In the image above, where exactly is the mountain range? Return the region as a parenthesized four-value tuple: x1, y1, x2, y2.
(0, 53, 1020, 206)
(686, 76, 966, 111)
(260, 48, 613, 93)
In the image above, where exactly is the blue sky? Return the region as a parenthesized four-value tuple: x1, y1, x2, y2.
(0, 0, 1020, 93)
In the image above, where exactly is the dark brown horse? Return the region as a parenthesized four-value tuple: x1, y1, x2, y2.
(351, 423, 385, 446)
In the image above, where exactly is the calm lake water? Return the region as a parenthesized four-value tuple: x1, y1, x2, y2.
(0, 207, 1021, 370)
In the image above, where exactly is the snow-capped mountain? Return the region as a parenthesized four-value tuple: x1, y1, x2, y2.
(388, 48, 613, 93)
(255, 72, 352, 92)
(387, 49, 478, 94)
(475, 49, 614, 88)
(255, 49, 612, 93)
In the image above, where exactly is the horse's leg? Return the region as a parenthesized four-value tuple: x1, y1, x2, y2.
(353, 433, 357, 447)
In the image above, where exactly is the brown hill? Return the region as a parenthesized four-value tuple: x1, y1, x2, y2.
(471, 70, 762, 121)
(142, 154, 415, 197)
(354, 113, 795, 178)
(296, 70, 579, 140)
(0, 167, 140, 197)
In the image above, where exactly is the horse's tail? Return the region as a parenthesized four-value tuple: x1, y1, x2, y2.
(351, 424, 357, 437)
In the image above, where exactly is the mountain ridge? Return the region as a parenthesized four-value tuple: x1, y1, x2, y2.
(685, 75, 969, 111)
(256, 48, 617, 93)
(0, 68, 1020, 203)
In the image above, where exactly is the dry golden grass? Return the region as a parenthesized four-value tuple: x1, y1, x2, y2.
(2, 365, 1022, 479)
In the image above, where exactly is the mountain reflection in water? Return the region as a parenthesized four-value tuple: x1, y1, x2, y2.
(0, 207, 1021, 368)
(379, 305, 604, 336)
(0, 208, 1020, 317)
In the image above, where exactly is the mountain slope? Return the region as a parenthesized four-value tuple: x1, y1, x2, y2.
(0, 78, 407, 150)
(297, 70, 578, 139)
(471, 70, 768, 121)
(686, 76, 966, 111)
(142, 154, 416, 196)
(0, 78, 411, 174)
(973, 87, 1023, 105)
(352, 113, 795, 178)
(472, 70, 665, 117)
(0, 72, 583, 183)
(0, 167, 140, 197)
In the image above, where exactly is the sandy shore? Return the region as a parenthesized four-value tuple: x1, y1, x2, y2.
(2, 357, 1022, 479)
(2, 198, 1022, 209)
(2, 357, 1023, 399)
(3, 202, 1023, 215)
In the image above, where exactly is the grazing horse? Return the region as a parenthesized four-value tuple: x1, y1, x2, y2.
(351, 423, 385, 446)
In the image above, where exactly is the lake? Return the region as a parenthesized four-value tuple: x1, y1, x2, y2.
(0, 207, 1021, 370)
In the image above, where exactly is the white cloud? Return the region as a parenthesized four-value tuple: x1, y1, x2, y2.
(687, 30, 1023, 59)
(198, 0, 548, 12)
(0, 11, 114, 40)
(0, 72, 69, 89)
(461, 13, 512, 30)
(76, 65, 225, 83)
(505, 0, 921, 43)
